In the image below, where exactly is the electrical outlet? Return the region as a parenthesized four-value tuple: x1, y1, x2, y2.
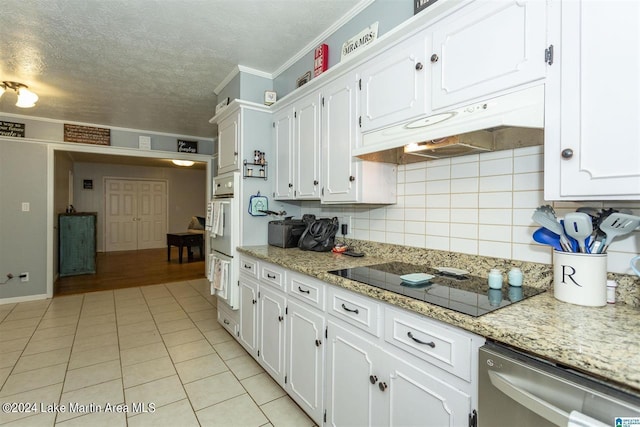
(340, 216, 352, 236)
(20, 272, 29, 282)
(21, 202, 30, 212)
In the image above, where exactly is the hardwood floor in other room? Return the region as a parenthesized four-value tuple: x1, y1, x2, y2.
(55, 248, 205, 296)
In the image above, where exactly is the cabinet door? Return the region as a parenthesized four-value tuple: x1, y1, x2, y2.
(545, 0, 640, 200)
(431, 0, 547, 110)
(321, 72, 360, 203)
(259, 286, 287, 385)
(273, 107, 294, 199)
(286, 300, 324, 425)
(382, 352, 472, 427)
(360, 31, 430, 133)
(295, 93, 321, 199)
(218, 110, 240, 174)
(238, 278, 258, 356)
(325, 320, 381, 427)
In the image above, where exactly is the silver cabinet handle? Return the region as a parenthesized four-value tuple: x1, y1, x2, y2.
(407, 331, 435, 348)
(223, 319, 230, 325)
(267, 273, 276, 279)
(341, 303, 359, 314)
(298, 286, 310, 294)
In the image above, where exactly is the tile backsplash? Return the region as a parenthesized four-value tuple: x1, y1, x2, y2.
(302, 146, 640, 275)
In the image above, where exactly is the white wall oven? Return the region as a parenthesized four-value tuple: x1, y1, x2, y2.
(207, 172, 240, 309)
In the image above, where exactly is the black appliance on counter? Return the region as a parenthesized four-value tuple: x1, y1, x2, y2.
(328, 262, 545, 317)
(268, 218, 307, 248)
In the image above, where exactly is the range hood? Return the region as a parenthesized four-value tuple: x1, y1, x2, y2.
(354, 85, 545, 164)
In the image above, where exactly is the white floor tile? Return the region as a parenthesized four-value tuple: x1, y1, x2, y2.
(183, 371, 245, 410)
(120, 342, 168, 367)
(57, 378, 124, 423)
(196, 394, 268, 427)
(68, 345, 120, 370)
(241, 372, 286, 405)
(174, 353, 228, 384)
(63, 359, 121, 393)
(0, 383, 62, 424)
(0, 363, 67, 397)
(128, 398, 199, 427)
(124, 375, 186, 412)
(122, 356, 176, 389)
(166, 339, 214, 364)
(260, 395, 315, 427)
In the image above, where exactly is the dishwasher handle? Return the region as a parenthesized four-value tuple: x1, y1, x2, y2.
(488, 370, 569, 427)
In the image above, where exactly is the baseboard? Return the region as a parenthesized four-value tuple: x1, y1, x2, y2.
(0, 293, 49, 305)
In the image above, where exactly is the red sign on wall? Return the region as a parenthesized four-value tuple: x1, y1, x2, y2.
(314, 44, 329, 77)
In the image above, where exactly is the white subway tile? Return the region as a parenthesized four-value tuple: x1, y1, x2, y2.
(479, 192, 512, 209)
(514, 153, 543, 173)
(370, 207, 386, 220)
(396, 182, 406, 196)
(370, 230, 385, 243)
(385, 208, 405, 221)
(479, 209, 512, 225)
(386, 220, 404, 233)
(426, 208, 450, 222)
(513, 172, 543, 191)
(451, 177, 479, 193)
(451, 223, 478, 239)
(513, 145, 543, 156)
(404, 234, 426, 248)
(479, 175, 513, 192)
(427, 179, 451, 194)
(405, 167, 427, 183)
(426, 221, 450, 237)
(427, 194, 450, 209)
(353, 218, 370, 230)
(426, 236, 450, 251)
(426, 158, 451, 168)
(513, 190, 544, 209)
(406, 160, 429, 170)
(512, 244, 552, 264)
(451, 154, 479, 164)
(405, 181, 426, 196)
(405, 221, 426, 235)
(427, 165, 450, 181)
(480, 157, 513, 176)
(386, 232, 405, 245)
(370, 219, 385, 231)
(354, 229, 370, 240)
(512, 225, 537, 245)
(451, 161, 479, 179)
(478, 241, 512, 259)
(450, 238, 477, 255)
(451, 208, 478, 223)
(479, 224, 512, 242)
(513, 209, 536, 227)
(451, 193, 479, 209)
(404, 195, 427, 209)
(481, 149, 513, 161)
(405, 208, 427, 222)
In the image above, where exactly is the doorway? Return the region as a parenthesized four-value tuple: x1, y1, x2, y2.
(105, 178, 168, 252)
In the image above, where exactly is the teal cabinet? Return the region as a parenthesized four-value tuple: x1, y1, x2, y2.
(59, 213, 97, 277)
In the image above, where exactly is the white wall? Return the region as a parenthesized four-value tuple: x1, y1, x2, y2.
(303, 146, 640, 275)
(72, 162, 206, 251)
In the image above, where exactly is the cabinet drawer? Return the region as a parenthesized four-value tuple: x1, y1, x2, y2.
(217, 303, 238, 337)
(261, 263, 285, 291)
(327, 287, 381, 337)
(287, 272, 325, 310)
(384, 306, 472, 381)
(239, 255, 258, 278)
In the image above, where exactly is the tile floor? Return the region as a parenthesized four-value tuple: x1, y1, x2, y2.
(0, 279, 314, 427)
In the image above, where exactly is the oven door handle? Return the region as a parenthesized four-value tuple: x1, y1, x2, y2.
(488, 370, 570, 427)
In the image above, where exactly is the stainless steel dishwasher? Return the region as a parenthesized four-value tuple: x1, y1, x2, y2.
(479, 342, 640, 427)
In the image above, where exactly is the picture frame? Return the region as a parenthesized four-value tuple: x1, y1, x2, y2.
(296, 71, 312, 88)
(264, 90, 277, 106)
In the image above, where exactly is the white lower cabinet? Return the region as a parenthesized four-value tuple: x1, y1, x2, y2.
(258, 285, 287, 386)
(235, 255, 483, 427)
(286, 299, 325, 424)
(325, 319, 380, 427)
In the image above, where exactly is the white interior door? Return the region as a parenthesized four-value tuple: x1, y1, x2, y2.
(105, 179, 167, 252)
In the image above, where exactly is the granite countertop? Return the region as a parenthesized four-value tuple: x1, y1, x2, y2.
(238, 244, 640, 395)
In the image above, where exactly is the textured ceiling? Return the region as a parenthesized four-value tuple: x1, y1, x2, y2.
(0, 0, 363, 139)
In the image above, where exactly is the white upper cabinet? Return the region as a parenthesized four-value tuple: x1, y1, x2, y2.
(321, 72, 397, 204)
(217, 109, 240, 175)
(544, 0, 640, 200)
(359, 31, 430, 133)
(272, 107, 294, 199)
(430, 0, 547, 110)
(295, 93, 322, 199)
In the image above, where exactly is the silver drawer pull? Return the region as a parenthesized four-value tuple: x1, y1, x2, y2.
(298, 286, 310, 294)
(341, 303, 359, 314)
(407, 331, 435, 348)
(267, 273, 276, 279)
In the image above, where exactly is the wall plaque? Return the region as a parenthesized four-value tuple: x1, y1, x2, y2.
(178, 139, 198, 153)
(415, 0, 438, 14)
(64, 124, 111, 145)
(341, 22, 379, 60)
(0, 121, 25, 137)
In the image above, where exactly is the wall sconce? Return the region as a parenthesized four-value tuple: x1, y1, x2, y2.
(0, 81, 39, 108)
(172, 160, 194, 167)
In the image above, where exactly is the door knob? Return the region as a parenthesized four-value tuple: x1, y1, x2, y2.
(415, 62, 423, 71)
(378, 382, 388, 391)
(369, 375, 378, 384)
(561, 148, 574, 159)
(430, 53, 439, 63)
(349, 175, 355, 182)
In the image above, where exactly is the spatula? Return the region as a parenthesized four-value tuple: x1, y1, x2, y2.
(598, 213, 640, 253)
(532, 207, 572, 252)
(532, 227, 563, 251)
(563, 212, 593, 253)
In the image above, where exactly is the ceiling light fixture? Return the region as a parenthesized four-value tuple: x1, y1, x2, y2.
(0, 81, 39, 108)
(172, 160, 195, 167)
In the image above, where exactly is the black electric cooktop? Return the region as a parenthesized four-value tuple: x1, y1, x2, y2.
(328, 262, 545, 317)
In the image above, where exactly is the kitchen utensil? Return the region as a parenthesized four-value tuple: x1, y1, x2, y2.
(399, 273, 435, 284)
(597, 213, 640, 253)
(532, 227, 563, 251)
(631, 255, 640, 277)
(532, 207, 572, 251)
(563, 212, 593, 253)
